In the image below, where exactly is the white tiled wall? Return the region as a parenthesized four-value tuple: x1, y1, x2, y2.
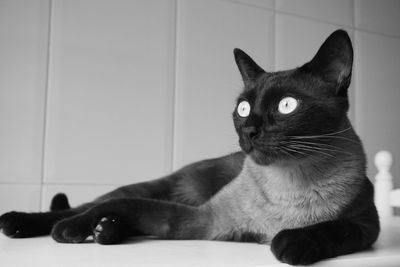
(1, 0, 399, 212)
(45, 0, 175, 184)
(276, 0, 354, 26)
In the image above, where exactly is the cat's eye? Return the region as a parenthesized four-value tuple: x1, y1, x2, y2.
(237, 101, 251, 117)
(278, 97, 298, 114)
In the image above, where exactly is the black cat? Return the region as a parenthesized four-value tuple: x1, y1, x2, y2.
(0, 29, 379, 265)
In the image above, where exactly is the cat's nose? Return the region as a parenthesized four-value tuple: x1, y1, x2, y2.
(242, 127, 259, 140)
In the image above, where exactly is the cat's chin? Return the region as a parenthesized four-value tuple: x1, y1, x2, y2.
(239, 143, 275, 165)
(248, 150, 278, 166)
(248, 149, 304, 166)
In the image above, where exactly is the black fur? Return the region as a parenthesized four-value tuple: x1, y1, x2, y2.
(0, 30, 379, 266)
(50, 193, 71, 211)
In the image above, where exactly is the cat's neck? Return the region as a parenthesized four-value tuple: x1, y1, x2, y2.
(239, 154, 364, 214)
(243, 150, 364, 189)
(244, 156, 318, 188)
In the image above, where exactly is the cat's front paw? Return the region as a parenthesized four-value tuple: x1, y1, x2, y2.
(93, 215, 126, 245)
(0, 212, 38, 238)
(51, 215, 90, 243)
(271, 228, 326, 265)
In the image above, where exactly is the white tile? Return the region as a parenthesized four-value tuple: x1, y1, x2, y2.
(276, 0, 354, 26)
(355, 31, 400, 184)
(45, 0, 175, 184)
(276, 15, 356, 123)
(355, 0, 400, 37)
(0, 0, 49, 183)
(276, 14, 354, 70)
(41, 184, 117, 211)
(174, 0, 274, 168)
(0, 184, 41, 214)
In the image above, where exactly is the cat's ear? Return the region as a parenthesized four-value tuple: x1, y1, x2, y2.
(234, 48, 265, 86)
(305, 29, 353, 96)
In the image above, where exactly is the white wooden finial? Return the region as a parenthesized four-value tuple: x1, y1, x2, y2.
(374, 150, 394, 223)
(375, 150, 393, 174)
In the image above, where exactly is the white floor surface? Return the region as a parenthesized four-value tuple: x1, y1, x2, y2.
(1, 219, 400, 267)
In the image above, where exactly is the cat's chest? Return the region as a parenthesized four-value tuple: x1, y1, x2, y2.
(233, 160, 348, 238)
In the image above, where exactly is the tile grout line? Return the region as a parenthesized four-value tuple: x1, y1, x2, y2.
(224, 0, 400, 41)
(171, 0, 181, 171)
(353, 0, 357, 29)
(273, 0, 277, 71)
(0, 181, 120, 187)
(39, 0, 53, 212)
(353, 0, 361, 134)
(352, 0, 358, 132)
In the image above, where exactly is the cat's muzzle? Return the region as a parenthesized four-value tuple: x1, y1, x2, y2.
(240, 127, 260, 153)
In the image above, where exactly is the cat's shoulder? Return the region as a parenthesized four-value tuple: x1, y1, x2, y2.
(170, 152, 246, 205)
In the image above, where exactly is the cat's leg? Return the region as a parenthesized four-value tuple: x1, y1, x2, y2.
(51, 198, 213, 244)
(1, 152, 243, 240)
(0, 175, 179, 239)
(0, 176, 179, 239)
(271, 178, 380, 265)
(45, 176, 181, 243)
(270, 215, 380, 265)
(50, 193, 71, 211)
(0, 209, 80, 238)
(54, 153, 243, 244)
(0, 193, 96, 238)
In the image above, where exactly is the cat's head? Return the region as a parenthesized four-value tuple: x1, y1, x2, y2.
(233, 29, 355, 165)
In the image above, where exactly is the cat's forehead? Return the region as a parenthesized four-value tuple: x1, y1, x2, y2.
(240, 70, 299, 100)
(239, 69, 327, 102)
(264, 70, 295, 86)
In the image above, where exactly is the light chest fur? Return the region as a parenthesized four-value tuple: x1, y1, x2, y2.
(207, 156, 363, 243)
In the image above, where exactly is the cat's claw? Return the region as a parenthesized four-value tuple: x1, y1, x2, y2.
(93, 215, 125, 245)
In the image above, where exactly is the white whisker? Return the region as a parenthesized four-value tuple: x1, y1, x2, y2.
(283, 141, 353, 156)
(288, 135, 360, 145)
(287, 144, 336, 158)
